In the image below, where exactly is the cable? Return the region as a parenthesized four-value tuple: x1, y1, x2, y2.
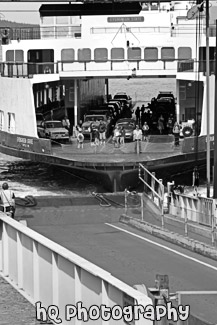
(99, 194, 125, 207)
(92, 192, 111, 207)
(15, 195, 37, 207)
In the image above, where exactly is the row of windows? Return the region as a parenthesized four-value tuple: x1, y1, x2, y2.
(5, 46, 192, 63)
(61, 47, 192, 62)
(0, 111, 15, 133)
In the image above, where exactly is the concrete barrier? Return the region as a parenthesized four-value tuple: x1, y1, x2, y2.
(120, 214, 217, 261)
(0, 214, 153, 325)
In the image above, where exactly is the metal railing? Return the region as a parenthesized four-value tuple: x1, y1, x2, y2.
(178, 59, 216, 74)
(0, 215, 153, 325)
(139, 163, 165, 224)
(0, 27, 40, 40)
(1, 58, 216, 78)
(169, 192, 217, 245)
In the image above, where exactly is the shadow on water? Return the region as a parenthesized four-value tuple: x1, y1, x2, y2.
(0, 158, 106, 197)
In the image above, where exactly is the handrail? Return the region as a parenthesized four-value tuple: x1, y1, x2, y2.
(0, 215, 153, 325)
(138, 163, 164, 222)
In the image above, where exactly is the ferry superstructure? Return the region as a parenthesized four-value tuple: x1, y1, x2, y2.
(0, 1, 215, 191)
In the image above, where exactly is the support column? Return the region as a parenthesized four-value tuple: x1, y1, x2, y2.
(213, 19, 217, 198)
(176, 79, 180, 123)
(74, 79, 78, 126)
(105, 79, 109, 102)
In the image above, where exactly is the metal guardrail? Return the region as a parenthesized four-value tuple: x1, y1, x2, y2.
(0, 215, 153, 325)
(138, 163, 165, 225)
(169, 192, 216, 245)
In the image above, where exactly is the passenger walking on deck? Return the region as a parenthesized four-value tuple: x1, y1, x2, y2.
(142, 122, 149, 141)
(135, 107, 141, 126)
(77, 128, 84, 149)
(133, 125, 143, 154)
(99, 120, 106, 145)
(0, 183, 15, 218)
(173, 122, 181, 146)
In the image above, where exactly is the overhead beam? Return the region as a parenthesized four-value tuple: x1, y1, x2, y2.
(39, 3, 142, 16)
(0, 0, 182, 2)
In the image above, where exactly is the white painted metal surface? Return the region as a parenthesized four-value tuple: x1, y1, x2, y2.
(0, 214, 153, 325)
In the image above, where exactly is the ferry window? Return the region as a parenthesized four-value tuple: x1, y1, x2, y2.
(8, 113, 15, 134)
(161, 47, 175, 61)
(94, 48, 108, 62)
(15, 50, 24, 62)
(127, 47, 141, 61)
(56, 16, 69, 25)
(78, 48, 91, 62)
(6, 50, 14, 62)
(61, 49, 75, 62)
(0, 111, 4, 130)
(56, 26, 70, 38)
(150, 2, 159, 10)
(111, 48, 124, 61)
(144, 47, 158, 61)
(178, 47, 192, 60)
(41, 17, 54, 25)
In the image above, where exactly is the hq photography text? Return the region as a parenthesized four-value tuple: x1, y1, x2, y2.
(35, 301, 190, 323)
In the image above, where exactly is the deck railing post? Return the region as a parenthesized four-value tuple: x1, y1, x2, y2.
(141, 193, 144, 222)
(125, 188, 128, 216)
(2, 222, 9, 276)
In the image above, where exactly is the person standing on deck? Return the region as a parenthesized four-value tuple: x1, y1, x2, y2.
(192, 166, 200, 195)
(158, 115, 164, 135)
(173, 122, 181, 146)
(133, 125, 143, 154)
(119, 126, 125, 146)
(99, 120, 106, 145)
(135, 107, 141, 126)
(0, 183, 15, 218)
(62, 116, 70, 131)
(77, 128, 84, 149)
(142, 121, 149, 141)
(167, 114, 174, 135)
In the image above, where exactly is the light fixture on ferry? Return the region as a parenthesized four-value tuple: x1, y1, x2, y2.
(44, 83, 49, 89)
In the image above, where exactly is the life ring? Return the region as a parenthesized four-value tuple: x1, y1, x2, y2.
(182, 126, 193, 137)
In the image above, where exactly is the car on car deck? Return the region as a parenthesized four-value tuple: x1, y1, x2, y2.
(113, 118, 136, 141)
(81, 114, 111, 138)
(37, 120, 69, 142)
(113, 92, 132, 108)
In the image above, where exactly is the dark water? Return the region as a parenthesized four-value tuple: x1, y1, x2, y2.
(0, 154, 104, 197)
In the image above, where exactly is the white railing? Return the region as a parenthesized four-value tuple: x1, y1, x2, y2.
(138, 163, 165, 225)
(0, 215, 153, 325)
(169, 192, 217, 245)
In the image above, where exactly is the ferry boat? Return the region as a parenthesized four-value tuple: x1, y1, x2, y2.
(0, 1, 215, 191)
